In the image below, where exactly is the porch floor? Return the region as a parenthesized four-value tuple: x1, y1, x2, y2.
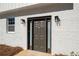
(15, 50, 52, 56)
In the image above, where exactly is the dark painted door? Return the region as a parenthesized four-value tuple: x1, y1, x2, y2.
(33, 20, 46, 52)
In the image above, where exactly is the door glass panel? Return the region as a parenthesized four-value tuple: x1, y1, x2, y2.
(33, 20, 46, 52)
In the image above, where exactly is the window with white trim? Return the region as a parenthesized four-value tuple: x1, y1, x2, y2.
(6, 17, 15, 32)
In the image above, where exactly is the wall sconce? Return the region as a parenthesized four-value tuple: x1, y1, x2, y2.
(21, 19, 26, 24)
(55, 16, 61, 26)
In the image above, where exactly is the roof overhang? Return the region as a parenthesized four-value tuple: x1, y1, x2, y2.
(0, 3, 73, 19)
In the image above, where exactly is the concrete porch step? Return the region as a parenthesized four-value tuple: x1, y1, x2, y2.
(15, 50, 51, 56)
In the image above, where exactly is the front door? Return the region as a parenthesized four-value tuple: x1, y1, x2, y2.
(33, 19, 46, 52)
(27, 16, 51, 53)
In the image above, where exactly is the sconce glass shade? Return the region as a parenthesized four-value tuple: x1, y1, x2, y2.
(55, 16, 60, 22)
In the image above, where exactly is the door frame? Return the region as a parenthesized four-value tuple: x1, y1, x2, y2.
(27, 16, 52, 53)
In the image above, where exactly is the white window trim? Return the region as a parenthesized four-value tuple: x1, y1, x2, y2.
(7, 32, 15, 33)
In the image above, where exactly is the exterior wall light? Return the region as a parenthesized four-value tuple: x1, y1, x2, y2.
(55, 16, 61, 26)
(21, 19, 26, 24)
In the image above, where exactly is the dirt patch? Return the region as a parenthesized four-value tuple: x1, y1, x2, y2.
(0, 44, 23, 56)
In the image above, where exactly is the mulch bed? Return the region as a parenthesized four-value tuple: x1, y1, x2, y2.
(0, 44, 23, 56)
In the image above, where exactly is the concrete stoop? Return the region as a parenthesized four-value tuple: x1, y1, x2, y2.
(16, 50, 51, 56)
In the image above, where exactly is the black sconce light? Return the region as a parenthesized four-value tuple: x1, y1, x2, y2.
(21, 19, 26, 24)
(55, 16, 61, 26)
